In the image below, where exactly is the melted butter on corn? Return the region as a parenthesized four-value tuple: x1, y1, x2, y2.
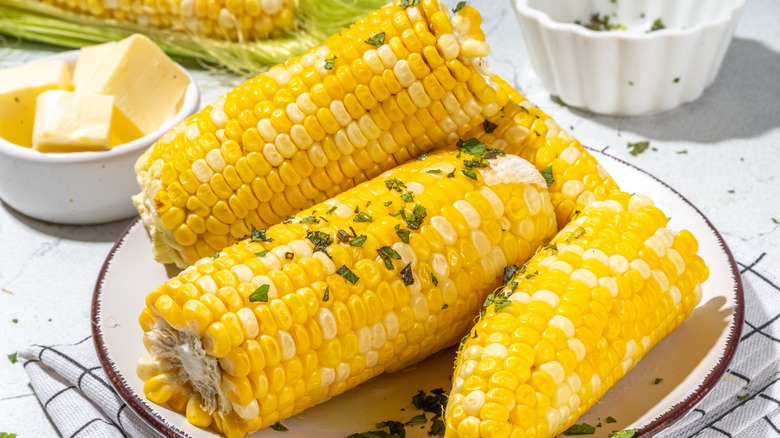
(137, 150, 557, 437)
(134, 0, 509, 268)
(445, 192, 710, 437)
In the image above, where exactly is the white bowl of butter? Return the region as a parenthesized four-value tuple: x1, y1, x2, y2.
(0, 36, 200, 225)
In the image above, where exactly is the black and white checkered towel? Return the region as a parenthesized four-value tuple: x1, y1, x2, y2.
(19, 238, 780, 437)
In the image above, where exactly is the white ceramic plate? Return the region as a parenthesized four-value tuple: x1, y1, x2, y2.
(91, 149, 743, 438)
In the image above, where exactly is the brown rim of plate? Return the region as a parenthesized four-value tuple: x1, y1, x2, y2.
(90, 147, 745, 438)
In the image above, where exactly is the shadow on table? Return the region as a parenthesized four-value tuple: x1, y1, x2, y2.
(1, 200, 135, 243)
(570, 38, 780, 143)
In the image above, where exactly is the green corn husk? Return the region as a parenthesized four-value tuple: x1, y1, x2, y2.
(0, 0, 388, 75)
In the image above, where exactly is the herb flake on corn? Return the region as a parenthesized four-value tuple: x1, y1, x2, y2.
(133, 0, 509, 268)
(445, 192, 709, 437)
(137, 150, 558, 437)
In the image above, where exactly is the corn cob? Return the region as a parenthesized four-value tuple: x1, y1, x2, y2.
(136, 149, 558, 437)
(469, 75, 621, 228)
(445, 191, 709, 437)
(32, 0, 296, 40)
(133, 0, 509, 268)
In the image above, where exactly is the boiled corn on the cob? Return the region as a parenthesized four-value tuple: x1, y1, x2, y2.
(137, 150, 558, 437)
(445, 192, 709, 437)
(468, 75, 621, 228)
(134, 0, 509, 268)
(34, 0, 296, 40)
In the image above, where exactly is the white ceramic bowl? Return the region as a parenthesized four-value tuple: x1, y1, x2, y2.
(513, 0, 745, 116)
(0, 50, 199, 225)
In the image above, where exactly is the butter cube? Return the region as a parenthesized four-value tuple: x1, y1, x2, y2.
(0, 60, 71, 147)
(72, 41, 117, 90)
(33, 90, 114, 153)
(77, 34, 189, 135)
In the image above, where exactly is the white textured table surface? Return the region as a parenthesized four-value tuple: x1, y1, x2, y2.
(1, 0, 779, 436)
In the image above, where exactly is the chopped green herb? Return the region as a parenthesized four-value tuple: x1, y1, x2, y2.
(355, 212, 373, 223)
(773, 218, 779, 225)
(401, 263, 415, 285)
(463, 159, 488, 170)
(628, 81, 635, 86)
(375, 420, 405, 436)
(345, 431, 393, 438)
(355, 205, 360, 213)
(462, 169, 478, 180)
(323, 287, 330, 302)
(673, 76, 680, 83)
(337, 265, 360, 284)
(350, 235, 368, 247)
(429, 418, 445, 436)
(400, 0, 420, 8)
(484, 148, 505, 160)
(431, 273, 438, 286)
(676, 149, 688, 154)
(728, 189, 735, 194)
(447, 170, 455, 178)
(251, 225, 273, 242)
(306, 230, 333, 252)
(649, 18, 666, 32)
(326, 206, 338, 215)
(482, 119, 498, 134)
(566, 226, 586, 243)
(0, 433, 18, 438)
(552, 95, 567, 106)
(213, 251, 220, 259)
(457, 138, 487, 155)
(608, 430, 637, 438)
(606, 416, 617, 423)
(442, 304, 449, 309)
(541, 164, 554, 186)
(411, 388, 447, 414)
(738, 393, 750, 400)
(7, 352, 17, 364)
(365, 32, 386, 47)
(395, 224, 411, 243)
(401, 192, 415, 202)
(406, 414, 427, 426)
(503, 265, 520, 285)
(563, 423, 596, 435)
(452, 1, 467, 13)
(426, 169, 443, 174)
(285, 252, 294, 260)
(654, 377, 663, 384)
(337, 229, 351, 243)
(525, 270, 540, 279)
(324, 56, 337, 70)
(627, 141, 651, 156)
(11, 319, 17, 324)
(377, 246, 402, 270)
(270, 421, 289, 431)
(384, 200, 394, 206)
(493, 295, 511, 313)
(385, 178, 408, 192)
(543, 243, 558, 254)
(401, 204, 427, 230)
(576, 13, 626, 31)
(249, 284, 270, 302)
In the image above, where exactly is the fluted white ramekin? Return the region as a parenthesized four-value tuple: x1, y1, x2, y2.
(513, 0, 745, 116)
